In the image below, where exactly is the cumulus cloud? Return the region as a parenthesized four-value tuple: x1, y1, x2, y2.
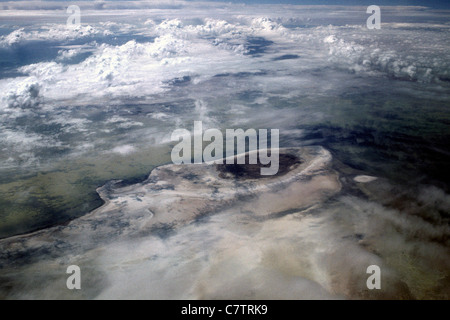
(1, 8, 448, 118)
(56, 47, 85, 62)
(0, 24, 111, 47)
(2, 78, 41, 109)
(322, 25, 450, 83)
(0, 8, 447, 170)
(0, 20, 254, 108)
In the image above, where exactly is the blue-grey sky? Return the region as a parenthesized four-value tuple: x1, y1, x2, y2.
(192, 0, 450, 9)
(191, 0, 450, 9)
(0, 0, 449, 8)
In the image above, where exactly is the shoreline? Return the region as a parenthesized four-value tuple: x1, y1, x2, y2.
(0, 146, 338, 262)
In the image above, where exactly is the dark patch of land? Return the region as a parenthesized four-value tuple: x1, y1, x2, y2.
(216, 153, 301, 180)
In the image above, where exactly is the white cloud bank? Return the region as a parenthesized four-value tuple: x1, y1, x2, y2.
(0, 4, 449, 166)
(1, 11, 448, 110)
